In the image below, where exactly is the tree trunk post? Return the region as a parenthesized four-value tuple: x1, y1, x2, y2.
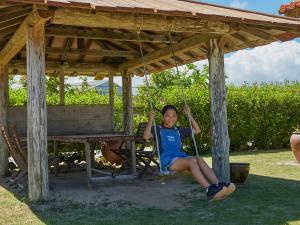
(207, 38, 230, 183)
(122, 71, 136, 175)
(122, 70, 133, 135)
(109, 73, 114, 131)
(0, 66, 9, 177)
(27, 22, 49, 201)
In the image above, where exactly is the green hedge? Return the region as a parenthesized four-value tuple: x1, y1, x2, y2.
(9, 78, 300, 152)
(135, 82, 300, 152)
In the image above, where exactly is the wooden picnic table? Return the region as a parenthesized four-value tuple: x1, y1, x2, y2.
(48, 133, 137, 187)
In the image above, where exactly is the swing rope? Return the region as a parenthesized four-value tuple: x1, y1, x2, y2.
(136, 17, 200, 174)
(136, 17, 164, 174)
(168, 33, 200, 158)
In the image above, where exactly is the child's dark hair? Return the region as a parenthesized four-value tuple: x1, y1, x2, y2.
(161, 105, 178, 115)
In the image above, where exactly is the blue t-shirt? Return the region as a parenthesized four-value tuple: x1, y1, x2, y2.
(151, 125, 192, 171)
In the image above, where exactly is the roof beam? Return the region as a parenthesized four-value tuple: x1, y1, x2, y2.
(118, 33, 219, 71)
(0, 7, 32, 24)
(0, 1, 11, 8)
(45, 27, 182, 44)
(51, 8, 231, 34)
(8, 60, 119, 73)
(36, 47, 139, 58)
(0, 9, 51, 66)
(240, 25, 278, 41)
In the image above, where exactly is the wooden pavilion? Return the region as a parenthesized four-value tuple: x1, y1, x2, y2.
(1, 0, 300, 201)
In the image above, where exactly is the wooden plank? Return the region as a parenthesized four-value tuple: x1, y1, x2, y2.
(26, 22, 49, 201)
(89, 174, 136, 183)
(0, 25, 18, 40)
(0, 1, 11, 8)
(0, 9, 50, 67)
(207, 38, 230, 183)
(0, 17, 26, 31)
(45, 27, 182, 43)
(0, 66, 8, 176)
(240, 25, 277, 41)
(119, 33, 219, 71)
(8, 60, 119, 73)
(0, 7, 32, 24)
(52, 9, 231, 34)
(41, 47, 138, 58)
(8, 105, 113, 136)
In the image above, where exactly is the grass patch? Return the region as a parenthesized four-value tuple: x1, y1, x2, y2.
(1, 149, 300, 225)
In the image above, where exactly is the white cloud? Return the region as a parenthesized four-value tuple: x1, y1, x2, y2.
(224, 41, 300, 85)
(193, 40, 300, 85)
(229, 1, 248, 9)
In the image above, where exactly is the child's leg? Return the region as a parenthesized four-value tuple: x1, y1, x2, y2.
(169, 157, 210, 188)
(196, 157, 218, 184)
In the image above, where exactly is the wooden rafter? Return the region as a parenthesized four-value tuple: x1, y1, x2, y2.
(60, 38, 74, 62)
(32, 47, 139, 58)
(9, 60, 119, 73)
(0, 9, 51, 67)
(45, 27, 181, 44)
(0, 17, 25, 31)
(0, 7, 31, 24)
(119, 33, 219, 71)
(51, 8, 231, 34)
(240, 25, 278, 41)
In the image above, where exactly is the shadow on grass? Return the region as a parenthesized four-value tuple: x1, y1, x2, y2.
(1, 172, 299, 225)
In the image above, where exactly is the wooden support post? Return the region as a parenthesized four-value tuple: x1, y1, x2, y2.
(59, 71, 65, 105)
(207, 38, 230, 183)
(27, 22, 49, 201)
(0, 66, 9, 177)
(122, 70, 133, 135)
(84, 142, 92, 188)
(108, 73, 114, 131)
(122, 71, 136, 175)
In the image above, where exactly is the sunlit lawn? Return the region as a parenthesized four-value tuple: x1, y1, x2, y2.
(0, 149, 299, 225)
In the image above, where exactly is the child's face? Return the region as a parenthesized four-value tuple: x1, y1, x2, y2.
(162, 109, 178, 128)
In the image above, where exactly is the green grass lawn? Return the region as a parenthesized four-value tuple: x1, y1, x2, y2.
(1, 149, 299, 225)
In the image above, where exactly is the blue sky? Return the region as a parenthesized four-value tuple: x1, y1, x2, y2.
(199, 0, 289, 14)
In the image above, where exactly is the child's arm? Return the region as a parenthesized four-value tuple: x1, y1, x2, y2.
(184, 105, 201, 134)
(143, 111, 155, 140)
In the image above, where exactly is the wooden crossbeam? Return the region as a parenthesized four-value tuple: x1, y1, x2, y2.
(240, 25, 278, 41)
(9, 60, 119, 73)
(45, 27, 182, 43)
(51, 8, 231, 34)
(119, 33, 219, 71)
(0, 7, 32, 24)
(0, 9, 51, 67)
(0, 17, 25, 31)
(36, 47, 138, 58)
(0, 1, 11, 8)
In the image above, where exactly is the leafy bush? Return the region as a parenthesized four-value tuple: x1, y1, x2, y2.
(9, 71, 300, 153)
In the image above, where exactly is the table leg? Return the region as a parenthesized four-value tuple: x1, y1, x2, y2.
(85, 142, 92, 188)
(131, 141, 137, 176)
(90, 148, 95, 168)
(53, 141, 58, 176)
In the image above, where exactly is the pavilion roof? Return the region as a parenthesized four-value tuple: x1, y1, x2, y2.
(1, 0, 300, 78)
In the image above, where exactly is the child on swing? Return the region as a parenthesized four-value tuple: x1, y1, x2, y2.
(144, 104, 235, 201)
